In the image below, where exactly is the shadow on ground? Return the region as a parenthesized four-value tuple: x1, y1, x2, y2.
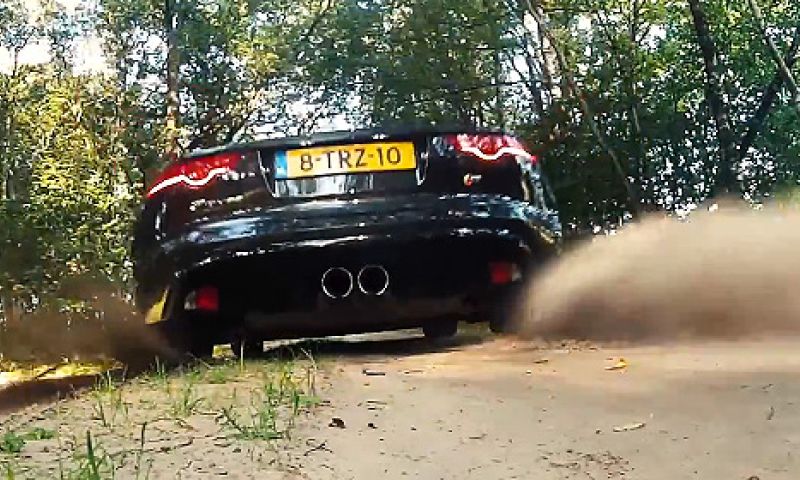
(0, 374, 104, 415)
(258, 328, 491, 361)
(0, 328, 491, 415)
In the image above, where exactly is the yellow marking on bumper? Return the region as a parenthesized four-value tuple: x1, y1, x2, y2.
(144, 289, 169, 325)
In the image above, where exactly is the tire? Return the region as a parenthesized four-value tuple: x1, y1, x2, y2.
(230, 337, 264, 359)
(422, 318, 459, 339)
(154, 319, 215, 361)
(489, 311, 512, 334)
(486, 291, 520, 335)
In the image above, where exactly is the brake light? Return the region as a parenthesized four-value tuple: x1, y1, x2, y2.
(184, 285, 220, 312)
(146, 152, 242, 198)
(444, 134, 535, 162)
(489, 262, 522, 285)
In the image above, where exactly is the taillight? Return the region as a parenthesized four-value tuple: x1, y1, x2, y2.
(184, 285, 220, 312)
(488, 262, 522, 285)
(146, 152, 243, 198)
(443, 134, 535, 162)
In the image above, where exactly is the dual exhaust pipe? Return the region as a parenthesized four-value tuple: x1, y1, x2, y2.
(321, 265, 389, 299)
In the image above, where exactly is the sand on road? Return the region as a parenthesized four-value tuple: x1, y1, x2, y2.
(298, 332, 800, 480)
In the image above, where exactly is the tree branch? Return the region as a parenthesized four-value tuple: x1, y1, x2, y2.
(524, 0, 641, 214)
(747, 0, 800, 107)
(292, 0, 334, 62)
(739, 26, 800, 162)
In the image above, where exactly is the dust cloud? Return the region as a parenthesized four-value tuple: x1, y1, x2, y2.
(0, 287, 176, 370)
(520, 203, 800, 342)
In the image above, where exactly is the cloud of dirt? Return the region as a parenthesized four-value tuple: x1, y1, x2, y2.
(0, 286, 177, 370)
(519, 203, 800, 342)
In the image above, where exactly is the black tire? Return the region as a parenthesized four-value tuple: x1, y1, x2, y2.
(489, 311, 512, 334)
(422, 318, 459, 339)
(486, 291, 521, 335)
(230, 337, 264, 359)
(154, 319, 215, 360)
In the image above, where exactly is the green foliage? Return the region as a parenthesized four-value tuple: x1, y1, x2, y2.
(2, 0, 800, 326)
(1, 71, 139, 318)
(295, 0, 510, 127)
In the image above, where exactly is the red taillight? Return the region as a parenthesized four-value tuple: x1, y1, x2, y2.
(195, 286, 219, 312)
(489, 262, 522, 285)
(146, 152, 242, 198)
(184, 286, 220, 312)
(444, 134, 535, 162)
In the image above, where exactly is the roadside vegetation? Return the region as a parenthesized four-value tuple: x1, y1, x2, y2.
(2, 0, 799, 342)
(0, 353, 320, 479)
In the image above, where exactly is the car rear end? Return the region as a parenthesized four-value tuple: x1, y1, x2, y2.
(133, 127, 562, 354)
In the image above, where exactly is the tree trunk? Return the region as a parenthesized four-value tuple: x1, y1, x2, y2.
(0, 290, 15, 325)
(625, 0, 648, 208)
(0, 112, 10, 201)
(164, 0, 181, 160)
(534, 8, 557, 103)
(509, 2, 547, 118)
(687, 0, 739, 195)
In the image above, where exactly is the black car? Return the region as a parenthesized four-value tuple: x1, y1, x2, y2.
(133, 126, 562, 357)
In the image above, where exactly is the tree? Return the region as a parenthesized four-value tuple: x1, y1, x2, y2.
(98, 0, 323, 174)
(686, 0, 738, 194)
(295, 0, 512, 128)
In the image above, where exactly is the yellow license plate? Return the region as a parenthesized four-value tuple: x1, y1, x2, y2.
(275, 142, 416, 179)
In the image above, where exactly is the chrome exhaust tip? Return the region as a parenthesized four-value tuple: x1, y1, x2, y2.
(357, 264, 390, 296)
(321, 267, 354, 299)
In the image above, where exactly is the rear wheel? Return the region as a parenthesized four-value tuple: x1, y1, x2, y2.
(489, 311, 512, 334)
(230, 337, 264, 359)
(422, 318, 459, 339)
(154, 318, 215, 360)
(485, 290, 521, 335)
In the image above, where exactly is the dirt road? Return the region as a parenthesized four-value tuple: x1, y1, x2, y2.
(298, 332, 800, 479)
(3, 331, 800, 479)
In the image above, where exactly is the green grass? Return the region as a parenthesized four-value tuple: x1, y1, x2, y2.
(219, 361, 319, 441)
(169, 376, 204, 418)
(25, 428, 55, 441)
(0, 428, 57, 455)
(61, 431, 117, 480)
(91, 373, 128, 428)
(0, 432, 25, 455)
(206, 365, 234, 384)
(3, 353, 319, 478)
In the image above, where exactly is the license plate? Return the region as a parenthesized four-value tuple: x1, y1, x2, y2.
(274, 142, 416, 179)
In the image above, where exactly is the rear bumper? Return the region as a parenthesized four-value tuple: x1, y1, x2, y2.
(134, 194, 561, 333)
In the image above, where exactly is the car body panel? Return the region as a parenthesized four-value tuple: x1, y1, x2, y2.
(133, 125, 562, 344)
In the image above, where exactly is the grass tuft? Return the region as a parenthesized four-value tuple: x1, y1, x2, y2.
(0, 428, 58, 455)
(0, 432, 25, 455)
(169, 376, 204, 418)
(219, 360, 319, 441)
(92, 375, 127, 428)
